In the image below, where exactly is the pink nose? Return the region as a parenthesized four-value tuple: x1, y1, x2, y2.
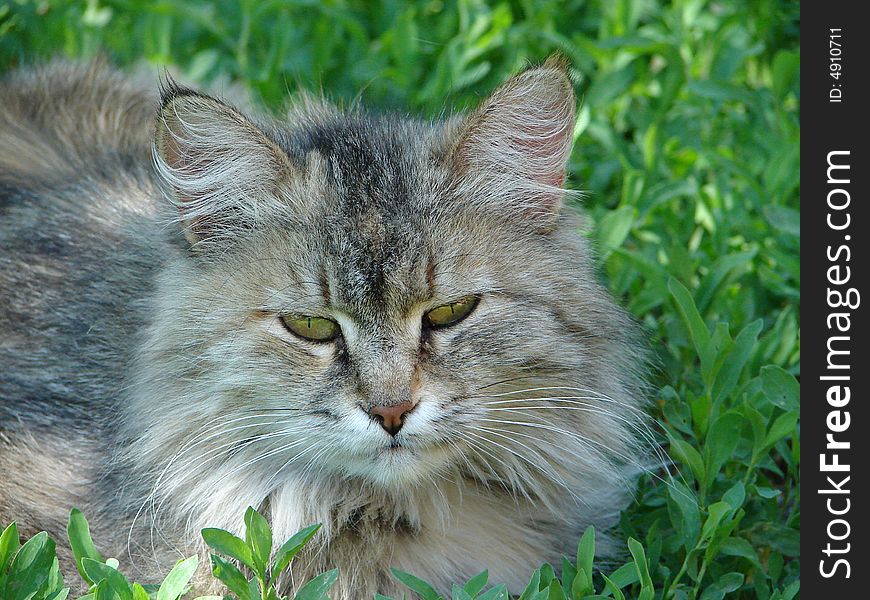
(368, 401, 415, 436)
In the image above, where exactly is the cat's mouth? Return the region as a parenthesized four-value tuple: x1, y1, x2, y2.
(343, 435, 456, 486)
(383, 439, 407, 452)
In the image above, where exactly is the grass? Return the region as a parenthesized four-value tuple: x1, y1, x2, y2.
(0, 0, 800, 598)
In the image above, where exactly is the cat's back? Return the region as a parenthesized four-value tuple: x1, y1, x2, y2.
(0, 59, 157, 186)
(0, 60, 173, 536)
(0, 61, 166, 423)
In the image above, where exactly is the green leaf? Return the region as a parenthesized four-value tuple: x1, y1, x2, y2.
(763, 411, 798, 451)
(752, 486, 782, 499)
(93, 579, 112, 600)
(778, 580, 800, 600)
(477, 584, 509, 600)
(4, 531, 55, 600)
(690, 392, 712, 438)
(704, 323, 733, 388)
(718, 537, 762, 571)
(761, 366, 800, 411)
(201, 528, 254, 570)
(748, 524, 800, 557)
(575, 526, 594, 595)
(763, 206, 800, 238)
(597, 205, 635, 258)
(272, 524, 321, 579)
(463, 570, 488, 597)
(695, 250, 758, 314)
(390, 568, 441, 600)
(538, 563, 556, 586)
(244, 507, 272, 579)
(704, 411, 745, 488)
(6, 532, 56, 600)
(559, 557, 576, 595)
(46, 588, 70, 600)
(518, 570, 542, 600)
(667, 483, 701, 551)
(80, 558, 132, 600)
(668, 278, 712, 373)
(210, 555, 252, 600)
(699, 572, 744, 600)
(661, 387, 693, 436)
(587, 66, 635, 107)
(601, 575, 625, 600)
(700, 502, 733, 542)
(44, 554, 65, 596)
(742, 399, 768, 455)
(687, 80, 752, 102)
(294, 568, 339, 600)
(668, 433, 706, 483)
(722, 482, 745, 511)
(771, 50, 800, 99)
(132, 583, 151, 600)
(627, 538, 654, 600)
(156, 555, 198, 600)
(452, 584, 474, 600)
(67, 509, 103, 584)
(546, 579, 566, 600)
(605, 563, 638, 589)
(763, 145, 799, 200)
(0, 522, 20, 576)
(711, 319, 763, 404)
(571, 568, 590, 599)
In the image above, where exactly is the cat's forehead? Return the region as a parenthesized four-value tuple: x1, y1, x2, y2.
(279, 117, 445, 314)
(286, 113, 441, 184)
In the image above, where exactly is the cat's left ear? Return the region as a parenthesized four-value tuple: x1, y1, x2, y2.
(449, 55, 576, 224)
(154, 85, 294, 247)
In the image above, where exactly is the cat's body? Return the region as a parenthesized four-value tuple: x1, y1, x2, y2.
(0, 60, 648, 598)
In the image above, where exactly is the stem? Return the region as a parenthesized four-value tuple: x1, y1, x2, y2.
(690, 561, 708, 599)
(665, 553, 691, 599)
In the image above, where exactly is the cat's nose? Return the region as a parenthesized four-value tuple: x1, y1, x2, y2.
(368, 401, 415, 436)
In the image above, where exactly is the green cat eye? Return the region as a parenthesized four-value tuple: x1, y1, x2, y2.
(424, 296, 479, 329)
(280, 315, 340, 342)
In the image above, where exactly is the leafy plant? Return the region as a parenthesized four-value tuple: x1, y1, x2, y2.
(1, 509, 331, 600)
(201, 507, 334, 600)
(0, 522, 69, 600)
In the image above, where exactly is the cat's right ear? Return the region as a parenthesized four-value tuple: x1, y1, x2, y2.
(154, 84, 294, 247)
(447, 55, 577, 227)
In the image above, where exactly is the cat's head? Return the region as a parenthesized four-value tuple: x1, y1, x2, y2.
(137, 57, 645, 517)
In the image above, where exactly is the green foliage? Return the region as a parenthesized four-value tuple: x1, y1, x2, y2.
(202, 507, 333, 600)
(1, 0, 799, 598)
(0, 524, 68, 600)
(1, 509, 331, 600)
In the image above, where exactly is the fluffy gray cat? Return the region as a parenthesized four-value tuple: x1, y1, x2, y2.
(0, 57, 649, 598)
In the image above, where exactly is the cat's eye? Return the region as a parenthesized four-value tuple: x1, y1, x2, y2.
(424, 296, 479, 329)
(280, 315, 340, 342)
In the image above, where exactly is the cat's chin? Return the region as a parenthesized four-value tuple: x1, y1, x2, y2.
(336, 441, 456, 488)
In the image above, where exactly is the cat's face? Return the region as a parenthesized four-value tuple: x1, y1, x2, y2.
(142, 59, 643, 506)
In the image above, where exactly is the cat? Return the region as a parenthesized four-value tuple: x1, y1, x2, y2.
(0, 56, 650, 598)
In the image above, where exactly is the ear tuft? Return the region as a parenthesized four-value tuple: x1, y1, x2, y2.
(153, 86, 293, 246)
(451, 55, 577, 222)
